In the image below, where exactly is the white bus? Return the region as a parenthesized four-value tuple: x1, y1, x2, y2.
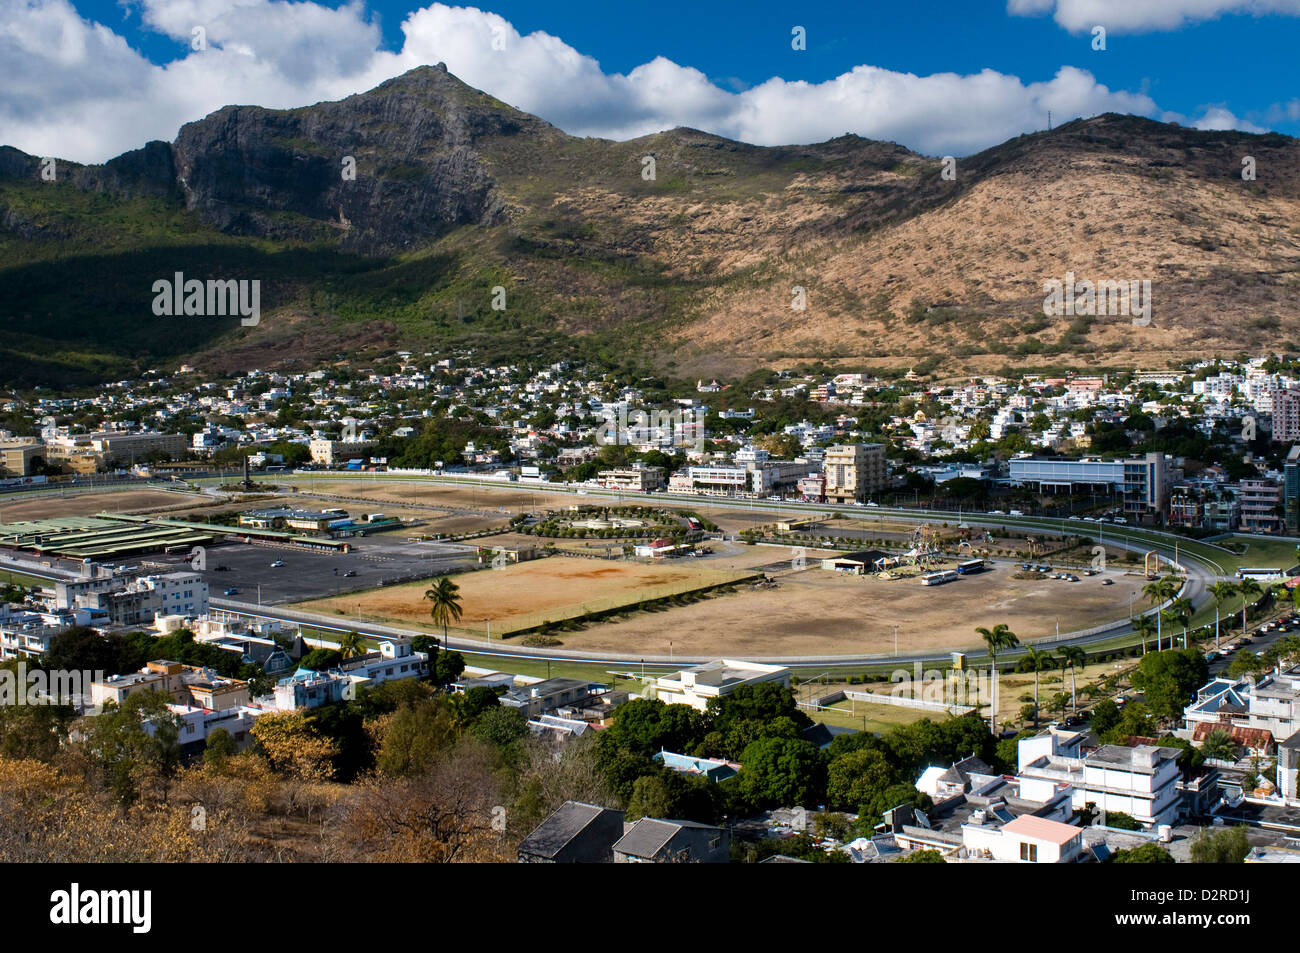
(921, 570, 959, 586)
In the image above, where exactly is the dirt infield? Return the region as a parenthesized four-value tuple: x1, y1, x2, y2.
(521, 560, 1146, 658)
(285, 479, 572, 514)
(293, 556, 756, 635)
(0, 489, 187, 521)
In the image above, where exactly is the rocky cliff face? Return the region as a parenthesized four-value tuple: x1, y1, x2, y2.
(167, 65, 534, 250)
(1, 65, 545, 252)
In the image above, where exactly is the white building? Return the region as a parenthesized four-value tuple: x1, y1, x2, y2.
(961, 814, 1084, 864)
(654, 659, 790, 711)
(1016, 730, 1181, 829)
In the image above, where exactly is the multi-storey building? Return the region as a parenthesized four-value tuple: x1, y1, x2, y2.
(1238, 479, 1282, 534)
(596, 466, 664, 492)
(1285, 445, 1300, 534)
(309, 437, 375, 466)
(822, 443, 887, 504)
(1273, 388, 1300, 444)
(1017, 730, 1181, 829)
(1123, 452, 1174, 520)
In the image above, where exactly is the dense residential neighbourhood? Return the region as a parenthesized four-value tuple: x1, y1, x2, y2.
(4, 356, 1300, 533)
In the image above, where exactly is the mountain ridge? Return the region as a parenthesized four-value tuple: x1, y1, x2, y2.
(1, 65, 1298, 387)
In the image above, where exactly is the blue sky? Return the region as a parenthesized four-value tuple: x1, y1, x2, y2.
(3, 0, 1298, 162)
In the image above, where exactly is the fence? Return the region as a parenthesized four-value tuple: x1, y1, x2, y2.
(844, 689, 976, 716)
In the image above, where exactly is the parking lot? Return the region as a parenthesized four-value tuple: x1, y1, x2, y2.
(151, 535, 478, 604)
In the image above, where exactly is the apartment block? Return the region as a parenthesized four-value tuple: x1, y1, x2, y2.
(309, 437, 375, 466)
(1273, 388, 1300, 444)
(823, 443, 887, 504)
(1238, 479, 1282, 534)
(0, 439, 44, 476)
(596, 466, 664, 492)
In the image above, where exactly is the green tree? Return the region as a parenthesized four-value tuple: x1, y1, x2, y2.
(376, 699, 457, 777)
(299, 648, 342, 671)
(1189, 825, 1251, 864)
(1143, 575, 1180, 650)
(433, 650, 466, 685)
(1132, 614, 1157, 654)
(83, 689, 182, 806)
(738, 736, 826, 809)
(626, 774, 674, 821)
(1199, 727, 1237, 762)
(1092, 696, 1123, 738)
(1112, 843, 1175, 863)
(470, 706, 529, 748)
(1130, 649, 1209, 721)
(461, 685, 500, 719)
(203, 726, 238, 767)
(976, 624, 1019, 733)
(1022, 645, 1049, 727)
(826, 746, 894, 811)
(1060, 645, 1086, 714)
(1209, 581, 1238, 647)
(423, 576, 464, 648)
(337, 630, 367, 660)
(899, 849, 946, 863)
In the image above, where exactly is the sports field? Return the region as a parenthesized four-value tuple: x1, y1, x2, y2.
(292, 555, 757, 636)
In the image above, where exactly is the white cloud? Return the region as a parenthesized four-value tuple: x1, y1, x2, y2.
(1188, 105, 1267, 132)
(1008, 0, 1300, 34)
(0, 0, 1274, 164)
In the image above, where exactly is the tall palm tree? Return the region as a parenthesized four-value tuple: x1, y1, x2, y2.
(1237, 578, 1263, 634)
(976, 624, 1019, 734)
(1055, 653, 1070, 720)
(1023, 645, 1048, 727)
(1143, 574, 1180, 651)
(423, 576, 464, 649)
(1060, 645, 1086, 714)
(1132, 614, 1156, 655)
(1209, 580, 1238, 649)
(337, 630, 367, 659)
(1166, 597, 1193, 648)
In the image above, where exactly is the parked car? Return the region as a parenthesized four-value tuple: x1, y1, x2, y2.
(343, 569, 357, 577)
(270, 559, 284, 568)
(214, 564, 230, 571)
(223, 587, 239, 596)
(1101, 578, 1114, 586)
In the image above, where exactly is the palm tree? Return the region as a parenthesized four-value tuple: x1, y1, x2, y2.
(976, 624, 1019, 734)
(1060, 645, 1086, 714)
(1054, 655, 1069, 720)
(1132, 614, 1156, 655)
(1143, 574, 1180, 651)
(1200, 727, 1237, 763)
(1166, 597, 1193, 648)
(1209, 580, 1238, 649)
(1237, 578, 1263, 634)
(337, 630, 366, 659)
(423, 576, 464, 649)
(1023, 645, 1048, 727)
